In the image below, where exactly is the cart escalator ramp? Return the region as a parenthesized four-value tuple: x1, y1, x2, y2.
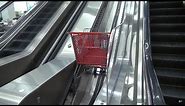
(150, 1, 185, 105)
(0, 2, 62, 58)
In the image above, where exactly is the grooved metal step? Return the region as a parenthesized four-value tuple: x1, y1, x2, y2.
(150, 23, 185, 32)
(156, 67, 185, 86)
(152, 42, 185, 54)
(152, 53, 185, 69)
(151, 32, 185, 42)
(150, 8, 185, 16)
(150, 1, 183, 9)
(161, 84, 185, 105)
(150, 15, 185, 23)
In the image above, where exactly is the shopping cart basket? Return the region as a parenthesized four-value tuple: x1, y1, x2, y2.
(69, 32, 110, 68)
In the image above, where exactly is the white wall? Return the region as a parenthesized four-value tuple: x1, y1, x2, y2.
(1, 3, 15, 22)
(0, 1, 37, 22)
(0, 1, 7, 7)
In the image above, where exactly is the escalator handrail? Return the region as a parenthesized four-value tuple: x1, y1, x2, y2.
(143, 1, 165, 105)
(0, 1, 47, 49)
(0, 1, 14, 12)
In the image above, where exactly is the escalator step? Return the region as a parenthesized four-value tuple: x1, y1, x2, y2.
(151, 32, 185, 42)
(156, 67, 185, 86)
(152, 53, 185, 69)
(150, 1, 182, 3)
(48, 1, 61, 4)
(23, 25, 43, 32)
(3, 48, 23, 53)
(42, 6, 60, 13)
(161, 84, 185, 105)
(150, 15, 185, 23)
(40, 11, 56, 15)
(150, 23, 185, 32)
(16, 32, 37, 40)
(151, 42, 185, 54)
(47, 2, 62, 7)
(13, 39, 30, 43)
(7, 39, 30, 49)
(36, 13, 53, 19)
(30, 18, 49, 25)
(150, 1, 183, 9)
(0, 48, 23, 57)
(35, 2, 59, 15)
(150, 8, 185, 16)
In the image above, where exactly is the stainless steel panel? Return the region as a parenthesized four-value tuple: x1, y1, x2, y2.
(0, 56, 75, 105)
(94, 1, 145, 105)
(56, 1, 102, 58)
(98, 1, 117, 32)
(104, 1, 118, 32)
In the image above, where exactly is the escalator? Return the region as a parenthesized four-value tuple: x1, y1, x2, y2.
(0, 2, 62, 57)
(0, 1, 80, 87)
(0, 1, 97, 105)
(149, 1, 185, 105)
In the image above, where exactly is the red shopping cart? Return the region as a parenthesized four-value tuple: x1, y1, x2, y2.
(69, 32, 110, 68)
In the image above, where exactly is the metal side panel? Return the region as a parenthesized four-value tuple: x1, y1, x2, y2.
(19, 60, 76, 105)
(94, 1, 141, 105)
(98, 1, 118, 32)
(56, 1, 102, 58)
(0, 1, 72, 87)
(0, 56, 76, 105)
(0, 52, 32, 87)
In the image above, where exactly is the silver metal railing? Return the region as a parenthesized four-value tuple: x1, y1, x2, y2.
(143, 1, 165, 105)
(94, 1, 165, 105)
